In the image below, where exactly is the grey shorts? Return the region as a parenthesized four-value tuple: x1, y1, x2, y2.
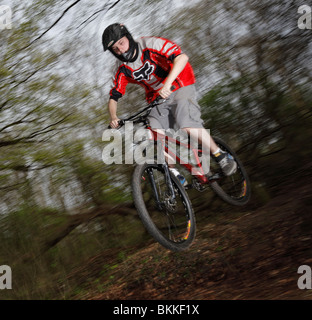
(148, 84, 204, 130)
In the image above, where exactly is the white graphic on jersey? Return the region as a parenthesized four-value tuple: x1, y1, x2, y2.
(133, 61, 155, 81)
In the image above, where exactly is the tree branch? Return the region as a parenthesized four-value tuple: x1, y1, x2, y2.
(40, 203, 137, 255)
(77, 0, 121, 29)
(20, 0, 82, 50)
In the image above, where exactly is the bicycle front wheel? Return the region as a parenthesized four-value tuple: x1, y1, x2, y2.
(132, 163, 196, 251)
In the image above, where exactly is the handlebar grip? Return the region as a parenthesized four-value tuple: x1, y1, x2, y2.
(154, 85, 176, 102)
(107, 119, 124, 129)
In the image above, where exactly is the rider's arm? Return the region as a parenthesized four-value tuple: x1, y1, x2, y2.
(108, 98, 120, 128)
(159, 53, 189, 99)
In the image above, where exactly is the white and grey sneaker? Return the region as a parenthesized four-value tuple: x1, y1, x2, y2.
(169, 168, 188, 187)
(213, 151, 237, 176)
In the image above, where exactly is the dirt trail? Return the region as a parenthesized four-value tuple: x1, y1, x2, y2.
(68, 174, 312, 300)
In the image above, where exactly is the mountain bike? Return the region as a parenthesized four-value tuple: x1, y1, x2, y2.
(109, 98, 251, 251)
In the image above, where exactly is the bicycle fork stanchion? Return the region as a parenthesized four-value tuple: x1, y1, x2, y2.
(162, 162, 176, 203)
(207, 172, 224, 182)
(156, 136, 176, 204)
(146, 168, 163, 210)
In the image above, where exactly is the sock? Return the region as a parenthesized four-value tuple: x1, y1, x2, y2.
(213, 148, 222, 157)
(169, 167, 180, 176)
(169, 167, 187, 185)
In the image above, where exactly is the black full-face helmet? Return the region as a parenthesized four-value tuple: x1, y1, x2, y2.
(102, 23, 138, 63)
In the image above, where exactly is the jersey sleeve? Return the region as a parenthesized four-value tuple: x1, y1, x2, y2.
(160, 39, 182, 62)
(109, 64, 131, 101)
(145, 37, 183, 62)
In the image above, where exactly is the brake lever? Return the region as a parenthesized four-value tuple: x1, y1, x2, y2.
(151, 96, 167, 107)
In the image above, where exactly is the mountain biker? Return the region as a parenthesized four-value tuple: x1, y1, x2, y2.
(102, 23, 237, 180)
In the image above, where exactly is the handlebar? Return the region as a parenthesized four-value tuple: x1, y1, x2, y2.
(107, 96, 167, 129)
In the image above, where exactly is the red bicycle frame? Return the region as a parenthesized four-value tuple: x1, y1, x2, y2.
(147, 126, 209, 184)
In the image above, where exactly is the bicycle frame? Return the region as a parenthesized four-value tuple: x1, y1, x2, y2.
(146, 126, 210, 184)
(112, 98, 221, 186)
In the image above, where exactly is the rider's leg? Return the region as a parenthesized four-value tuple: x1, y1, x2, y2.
(183, 127, 237, 176)
(167, 86, 237, 176)
(153, 129, 187, 186)
(147, 121, 188, 185)
(183, 127, 218, 154)
(152, 128, 175, 165)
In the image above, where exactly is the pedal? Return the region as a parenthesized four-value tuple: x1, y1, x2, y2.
(207, 172, 223, 182)
(191, 179, 207, 192)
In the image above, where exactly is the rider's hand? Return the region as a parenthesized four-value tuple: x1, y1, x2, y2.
(109, 117, 121, 129)
(159, 84, 173, 99)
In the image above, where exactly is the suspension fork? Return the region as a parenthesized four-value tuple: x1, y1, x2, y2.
(156, 136, 176, 202)
(162, 162, 176, 202)
(145, 134, 176, 209)
(146, 163, 176, 211)
(146, 167, 162, 208)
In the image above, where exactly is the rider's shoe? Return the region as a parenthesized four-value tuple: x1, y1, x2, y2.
(213, 150, 237, 176)
(169, 168, 188, 187)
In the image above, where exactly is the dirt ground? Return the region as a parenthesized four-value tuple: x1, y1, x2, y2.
(68, 172, 312, 300)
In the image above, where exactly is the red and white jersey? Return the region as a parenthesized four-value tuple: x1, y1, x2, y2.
(109, 36, 196, 103)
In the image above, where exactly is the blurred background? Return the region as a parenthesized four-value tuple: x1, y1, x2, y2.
(0, 0, 311, 299)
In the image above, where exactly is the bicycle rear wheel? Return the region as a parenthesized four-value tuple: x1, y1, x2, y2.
(132, 163, 196, 251)
(209, 136, 251, 206)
